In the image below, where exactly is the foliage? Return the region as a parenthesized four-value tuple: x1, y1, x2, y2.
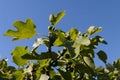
(0, 11, 120, 80)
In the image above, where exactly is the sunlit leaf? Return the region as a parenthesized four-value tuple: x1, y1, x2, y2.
(73, 45, 80, 58)
(49, 11, 65, 26)
(40, 74, 49, 80)
(12, 70, 24, 80)
(32, 38, 45, 50)
(39, 59, 51, 68)
(0, 59, 7, 68)
(97, 50, 107, 63)
(35, 68, 42, 80)
(83, 56, 95, 69)
(72, 35, 90, 58)
(75, 36, 90, 46)
(86, 26, 102, 35)
(69, 28, 79, 41)
(95, 66, 104, 72)
(4, 18, 36, 41)
(116, 58, 120, 66)
(11, 46, 30, 66)
(53, 30, 66, 46)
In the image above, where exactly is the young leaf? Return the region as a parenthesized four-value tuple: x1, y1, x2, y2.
(11, 46, 30, 66)
(86, 26, 102, 35)
(49, 11, 65, 26)
(69, 28, 79, 41)
(97, 50, 107, 63)
(4, 18, 36, 41)
(53, 30, 66, 46)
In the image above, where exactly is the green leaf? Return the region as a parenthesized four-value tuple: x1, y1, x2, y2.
(22, 52, 58, 60)
(58, 69, 72, 80)
(0, 59, 7, 68)
(53, 30, 66, 46)
(116, 58, 120, 66)
(65, 41, 76, 58)
(75, 35, 90, 46)
(51, 75, 62, 80)
(4, 18, 36, 41)
(83, 56, 95, 69)
(86, 26, 102, 35)
(11, 46, 30, 66)
(39, 59, 51, 68)
(97, 36, 107, 44)
(95, 66, 104, 72)
(53, 37, 65, 46)
(80, 49, 94, 58)
(97, 50, 107, 63)
(90, 36, 107, 49)
(49, 11, 65, 26)
(35, 68, 42, 80)
(69, 28, 79, 41)
(39, 52, 58, 60)
(73, 35, 90, 58)
(12, 70, 24, 80)
(74, 44, 80, 58)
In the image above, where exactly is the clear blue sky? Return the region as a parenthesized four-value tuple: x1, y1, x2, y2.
(0, 0, 120, 66)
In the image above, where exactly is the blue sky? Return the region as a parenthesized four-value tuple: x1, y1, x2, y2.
(0, 0, 120, 66)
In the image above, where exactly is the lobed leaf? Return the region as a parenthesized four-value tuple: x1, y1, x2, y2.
(49, 11, 65, 26)
(11, 46, 30, 66)
(4, 18, 36, 41)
